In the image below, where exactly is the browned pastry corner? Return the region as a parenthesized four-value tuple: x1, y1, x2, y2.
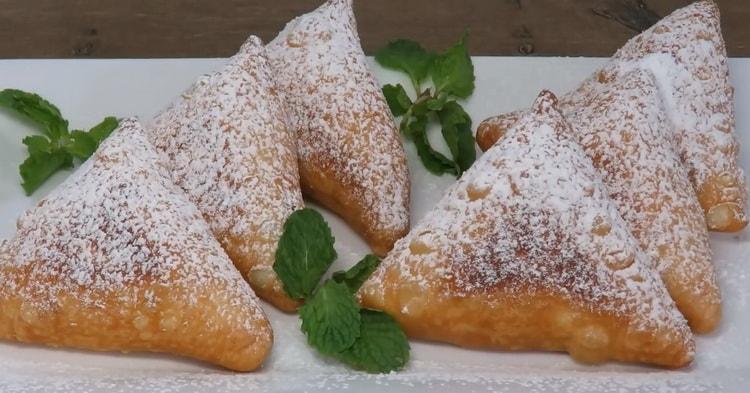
(0, 119, 272, 371)
(476, 110, 523, 152)
(149, 36, 303, 312)
(267, 0, 410, 256)
(360, 92, 695, 368)
(479, 0, 747, 233)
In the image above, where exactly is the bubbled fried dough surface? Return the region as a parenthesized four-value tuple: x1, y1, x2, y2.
(267, 0, 410, 256)
(563, 68, 720, 333)
(360, 92, 694, 368)
(149, 36, 303, 311)
(612, 0, 746, 232)
(477, 67, 722, 333)
(0, 119, 272, 371)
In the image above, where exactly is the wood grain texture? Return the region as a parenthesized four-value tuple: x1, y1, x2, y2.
(0, 0, 747, 58)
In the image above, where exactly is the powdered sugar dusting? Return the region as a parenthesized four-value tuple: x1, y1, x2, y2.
(559, 66, 720, 326)
(267, 0, 409, 251)
(1, 52, 748, 393)
(148, 36, 303, 299)
(612, 0, 747, 225)
(0, 118, 268, 340)
(365, 92, 691, 344)
(479, 1, 747, 231)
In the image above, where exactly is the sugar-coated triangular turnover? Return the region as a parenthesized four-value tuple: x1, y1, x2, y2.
(612, 0, 745, 232)
(480, 67, 722, 333)
(149, 36, 304, 311)
(267, 0, 410, 256)
(0, 119, 272, 371)
(359, 92, 695, 367)
(479, 0, 747, 233)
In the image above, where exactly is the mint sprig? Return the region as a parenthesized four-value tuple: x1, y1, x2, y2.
(0, 89, 119, 195)
(376, 32, 477, 177)
(274, 208, 410, 373)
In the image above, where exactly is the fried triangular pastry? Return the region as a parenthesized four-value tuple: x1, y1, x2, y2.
(613, 0, 745, 232)
(479, 0, 747, 233)
(479, 67, 722, 333)
(360, 92, 694, 367)
(267, 0, 410, 256)
(0, 119, 272, 371)
(149, 36, 304, 311)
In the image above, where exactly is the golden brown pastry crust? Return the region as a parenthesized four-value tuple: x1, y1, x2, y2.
(0, 281, 271, 372)
(0, 119, 272, 371)
(478, 68, 722, 333)
(361, 92, 694, 368)
(366, 276, 692, 367)
(149, 37, 303, 312)
(267, 0, 410, 256)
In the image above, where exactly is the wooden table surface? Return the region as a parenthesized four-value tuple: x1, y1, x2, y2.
(0, 0, 747, 58)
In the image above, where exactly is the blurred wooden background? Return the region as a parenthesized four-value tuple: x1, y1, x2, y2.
(0, 0, 746, 58)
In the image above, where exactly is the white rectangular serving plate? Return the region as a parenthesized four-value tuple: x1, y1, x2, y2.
(0, 58, 748, 393)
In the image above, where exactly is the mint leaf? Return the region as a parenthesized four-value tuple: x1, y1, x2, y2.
(68, 118, 119, 160)
(401, 112, 427, 140)
(67, 131, 98, 160)
(438, 101, 476, 173)
(335, 309, 410, 373)
(333, 254, 381, 293)
(274, 208, 337, 299)
(402, 112, 459, 176)
(431, 32, 475, 98)
(375, 39, 434, 88)
(22, 135, 52, 156)
(87, 116, 119, 145)
(19, 150, 70, 195)
(382, 84, 412, 117)
(414, 126, 459, 176)
(299, 280, 361, 354)
(0, 89, 68, 139)
(425, 95, 448, 111)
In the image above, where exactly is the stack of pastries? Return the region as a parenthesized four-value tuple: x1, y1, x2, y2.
(360, 0, 744, 369)
(0, 0, 406, 371)
(472, 0, 746, 333)
(0, 0, 745, 372)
